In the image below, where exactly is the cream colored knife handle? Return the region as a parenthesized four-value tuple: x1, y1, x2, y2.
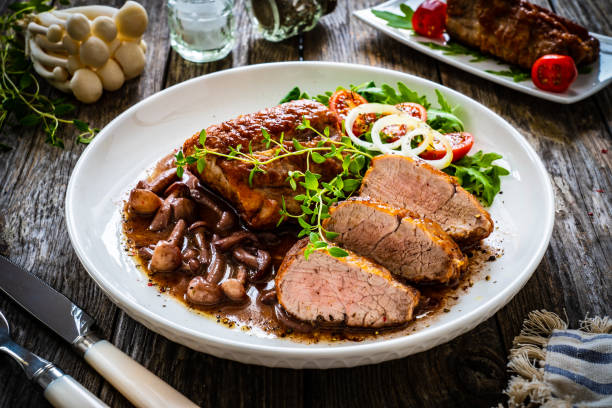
(44, 375, 109, 408)
(83, 340, 198, 408)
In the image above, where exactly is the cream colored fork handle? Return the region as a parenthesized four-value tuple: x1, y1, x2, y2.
(84, 340, 198, 408)
(44, 375, 109, 408)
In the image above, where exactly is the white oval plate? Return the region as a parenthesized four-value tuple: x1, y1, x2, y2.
(66, 62, 554, 369)
(354, 0, 612, 104)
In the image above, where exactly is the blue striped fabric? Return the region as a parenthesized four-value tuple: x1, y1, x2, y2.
(544, 329, 612, 405)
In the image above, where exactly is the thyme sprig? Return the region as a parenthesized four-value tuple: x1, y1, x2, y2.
(175, 118, 374, 258)
(0, 0, 98, 149)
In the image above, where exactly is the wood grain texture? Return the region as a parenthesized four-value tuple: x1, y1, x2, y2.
(0, 0, 610, 407)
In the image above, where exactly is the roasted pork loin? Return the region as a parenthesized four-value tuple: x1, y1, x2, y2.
(360, 155, 493, 244)
(182, 100, 341, 229)
(276, 239, 420, 328)
(446, 0, 599, 69)
(323, 198, 466, 283)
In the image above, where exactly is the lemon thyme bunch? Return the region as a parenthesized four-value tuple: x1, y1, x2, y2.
(0, 0, 97, 150)
(175, 118, 373, 258)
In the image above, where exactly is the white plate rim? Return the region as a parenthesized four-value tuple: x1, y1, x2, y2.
(353, 0, 612, 104)
(65, 61, 555, 366)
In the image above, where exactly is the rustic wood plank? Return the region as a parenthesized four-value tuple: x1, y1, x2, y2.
(0, 0, 609, 407)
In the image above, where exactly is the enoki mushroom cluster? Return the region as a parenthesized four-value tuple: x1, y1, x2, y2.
(25, 1, 148, 103)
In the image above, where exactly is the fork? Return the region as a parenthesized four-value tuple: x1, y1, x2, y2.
(0, 310, 108, 408)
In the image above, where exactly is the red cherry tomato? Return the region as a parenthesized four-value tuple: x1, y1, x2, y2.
(328, 89, 373, 136)
(412, 0, 447, 38)
(395, 102, 427, 121)
(531, 54, 577, 93)
(328, 89, 368, 118)
(419, 132, 474, 162)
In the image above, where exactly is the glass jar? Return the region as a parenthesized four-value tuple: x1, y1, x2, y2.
(246, 0, 337, 42)
(168, 0, 237, 63)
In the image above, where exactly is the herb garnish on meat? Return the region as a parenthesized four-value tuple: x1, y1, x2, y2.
(175, 120, 372, 259)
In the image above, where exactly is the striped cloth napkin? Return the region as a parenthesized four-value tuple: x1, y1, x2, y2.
(501, 310, 611, 408)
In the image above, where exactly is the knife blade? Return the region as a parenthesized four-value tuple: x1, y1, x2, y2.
(0, 255, 198, 408)
(0, 256, 94, 345)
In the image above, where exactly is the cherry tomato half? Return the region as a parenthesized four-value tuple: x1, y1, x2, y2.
(412, 0, 447, 38)
(396, 102, 427, 121)
(328, 89, 373, 136)
(419, 132, 474, 162)
(328, 89, 368, 118)
(531, 54, 577, 93)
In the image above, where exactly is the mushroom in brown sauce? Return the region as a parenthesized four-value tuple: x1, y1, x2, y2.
(128, 189, 162, 216)
(149, 219, 185, 273)
(220, 264, 248, 302)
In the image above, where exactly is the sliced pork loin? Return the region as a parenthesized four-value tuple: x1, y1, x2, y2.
(276, 239, 419, 328)
(323, 198, 466, 284)
(360, 155, 493, 244)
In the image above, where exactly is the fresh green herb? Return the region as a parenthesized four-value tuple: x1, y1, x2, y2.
(0, 0, 97, 148)
(175, 119, 373, 258)
(279, 86, 332, 106)
(578, 65, 593, 75)
(443, 151, 510, 206)
(419, 41, 488, 63)
(351, 81, 430, 109)
(426, 89, 464, 133)
(370, 4, 414, 30)
(485, 66, 530, 82)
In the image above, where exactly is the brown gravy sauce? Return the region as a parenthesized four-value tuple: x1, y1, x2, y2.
(122, 154, 502, 343)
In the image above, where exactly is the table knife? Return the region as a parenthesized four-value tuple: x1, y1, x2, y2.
(0, 255, 198, 408)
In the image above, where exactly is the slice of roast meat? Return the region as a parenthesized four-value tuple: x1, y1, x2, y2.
(323, 198, 466, 284)
(183, 100, 342, 229)
(275, 239, 419, 328)
(360, 155, 493, 244)
(446, 0, 599, 69)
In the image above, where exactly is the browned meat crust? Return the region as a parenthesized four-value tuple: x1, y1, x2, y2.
(275, 239, 420, 328)
(360, 155, 493, 245)
(446, 0, 599, 69)
(183, 100, 342, 229)
(323, 198, 467, 283)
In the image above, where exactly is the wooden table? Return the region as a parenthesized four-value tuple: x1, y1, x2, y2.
(0, 1, 610, 406)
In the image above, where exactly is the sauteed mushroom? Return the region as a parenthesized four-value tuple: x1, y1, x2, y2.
(213, 231, 258, 252)
(128, 189, 161, 216)
(232, 247, 271, 281)
(148, 169, 178, 194)
(149, 182, 188, 231)
(220, 264, 248, 302)
(149, 219, 185, 273)
(189, 221, 210, 265)
(185, 246, 225, 305)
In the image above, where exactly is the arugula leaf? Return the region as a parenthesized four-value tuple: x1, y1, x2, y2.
(371, 5, 414, 30)
(443, 151, 510, 206)
(352, 81, 430, 109)
(485, 66, 530, 82)
(279, 86, 311, 104)
(419, 41, 488, 63)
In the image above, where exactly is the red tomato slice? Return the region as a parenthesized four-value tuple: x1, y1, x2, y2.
(328, 89, 372, 136)
(412, 0, 447, 38)
(395, 102, 427, 121)
(328, 89, 368, 118)
(531, 54, 577, 93)
(419, 132, 474, 162)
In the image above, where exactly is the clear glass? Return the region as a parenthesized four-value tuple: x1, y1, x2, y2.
(168, 0, 236, 63)
(245, 0, 333, 42)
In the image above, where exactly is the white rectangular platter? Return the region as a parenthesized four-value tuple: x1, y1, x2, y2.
(354, 0, 612, 104)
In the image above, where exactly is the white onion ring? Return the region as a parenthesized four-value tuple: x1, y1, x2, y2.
(344, 103, 456, 170)
(422, 132, 454, 169)
(345, 103, 401, 149)
(370, 114, 424, 155)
